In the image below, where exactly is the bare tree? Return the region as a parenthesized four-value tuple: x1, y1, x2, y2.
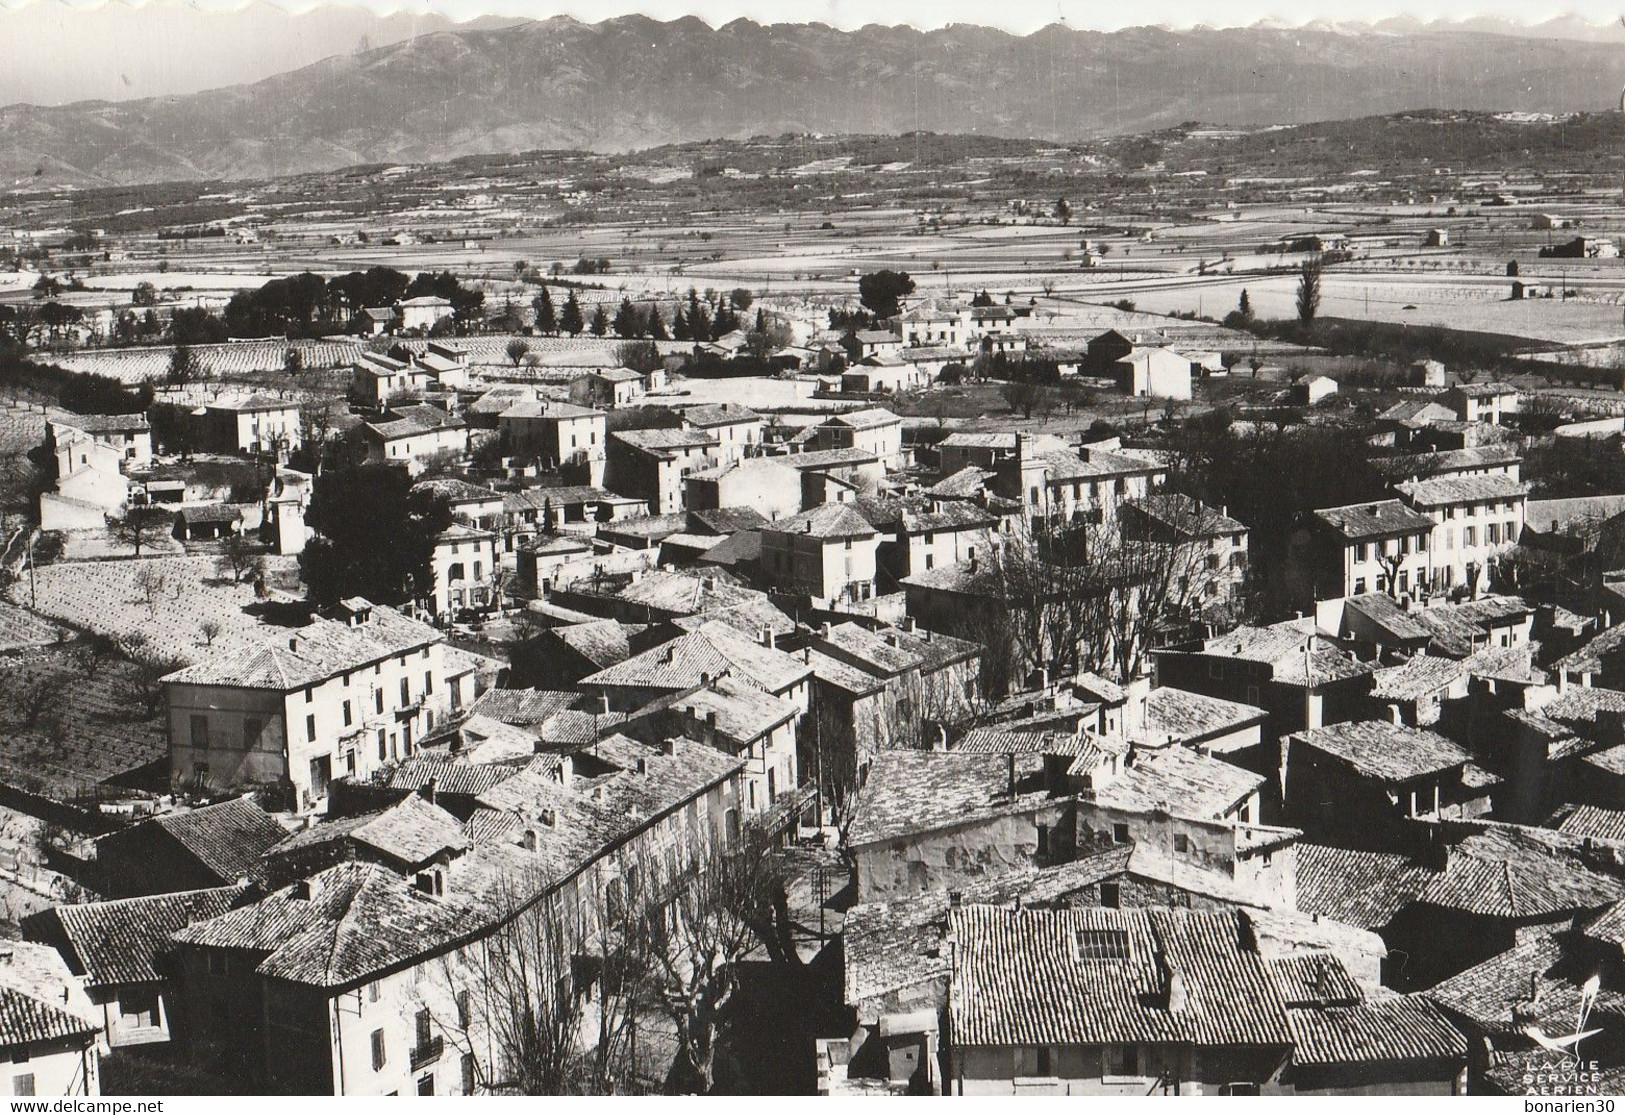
(215, 532, 265, 583)
(108, 507, 171, 557)
(425, 870, 645, 1096)
(132, 562, 168, 616)
(199, 619, 222, 647)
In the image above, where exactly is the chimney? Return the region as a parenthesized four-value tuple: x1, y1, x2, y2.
(902, 616, 917, 633)
(521, 829, 538, 852)
(637, 757, 650, 774)
(293, 879, 313, 901)
(1387, 703, 1403, 726)
(557, 755, 573, 788)
(760, 626, 775, 649)
(804, 517, 814, 533)
(1530, 972, 1543, 1007)
(820, 622, 832, 639)
(933, 724, 948, 752)
(702, 576, 717, 592)
(599, 694, 610, 715)
(1167, 970, 1189, 1013)
(288, 636, 300, 652)
(420, 776, 438, 806)
(662, 738, 677, 757)
(803, 647, 811, 664)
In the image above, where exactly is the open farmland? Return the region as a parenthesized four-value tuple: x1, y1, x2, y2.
(0, 647, 167, 801)
(8, 555, 303, 665)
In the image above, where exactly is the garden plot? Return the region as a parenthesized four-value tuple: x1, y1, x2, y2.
(0, 647, 167, 801)
(0, 601, 64, 654)
(9, 555, 301, 665)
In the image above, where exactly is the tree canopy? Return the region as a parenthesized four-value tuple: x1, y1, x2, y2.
(299, 465, 451, 607)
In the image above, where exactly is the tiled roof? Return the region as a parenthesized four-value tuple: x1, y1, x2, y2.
(1418, 825, 1625, 919)
(498, 397, 602, 420)
(1557, 805, 1625, 843)
(175, 502, 243, 525)
(1376, 399, 1455, 425)
(949, 905, 1292, 1048)
(623, 674, 798, 746)
(669, 595, 794, 639)
(28, 887, 245, 989)
(1427, 934, 1625, 1040)
(383, 755, 523, 798)
(1272, 970, 1467, 1067)
(614, 569, 762, 617)
(175, 862, 490, 989)
(1451, 381, 1518, 398)
(924, 465, 994, 499)
(1073, 672, 1128, 705)
(551, 619, 637, 669)
(1396, 473, 1529, 508)
(53, 412, 149, 433)
(1138, 687, 1267, 746)
(765, 503, 876, 539)
(1294, 844, 1436, 930)
(125, 797, 289, 882)
(581, 619, 812, 695)
(1092, 746, 1262, 819)
(1554, 623, 1625, 677)
(841, 846, 1134, 1006)
(413, 478, 501, 505)
(862, 498, 999, 535)
(268, 794, 470, 869)
(1290, 720, 1471, 783)
(611, 427, 717, 457)
(1313, 499, 1435, 540)
(688, 506, 771, 535)
(417, 714, 537, 765)
(1191, 623, 1374, 686)
(1372, 443, 1522, 479)
(1371, 654, 1470, 701)
(1125, 493, 1247, 538)
(681, 403, 762, 427)
(0, 944, 97, 1046)
(846, 750, 1044, 848)
(466, 688, 580, 726)
(163, 604, 441, 691)
(822, 407, 900, 429)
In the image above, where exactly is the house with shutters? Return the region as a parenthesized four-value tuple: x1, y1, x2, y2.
(760, 503, 884, 606)
(161, 598, 479, 810)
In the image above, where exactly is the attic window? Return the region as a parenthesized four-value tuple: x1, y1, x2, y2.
(1073, 929, 1130, 961)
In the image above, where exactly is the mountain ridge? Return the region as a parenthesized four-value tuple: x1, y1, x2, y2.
(6, 15, 1625, 189)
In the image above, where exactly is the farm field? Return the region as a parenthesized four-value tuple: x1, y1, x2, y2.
(9, 554, 303, 664)
(0, 647, 167, 801)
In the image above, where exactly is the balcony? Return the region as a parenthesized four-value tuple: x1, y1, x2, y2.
(410, 1036, 444, 1071)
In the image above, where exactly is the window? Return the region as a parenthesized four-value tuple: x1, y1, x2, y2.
(1464, 526, 1476, 547)
(1353, 577, 1366, 594)
(417, 1075, 434, 1096)
(12, 1074, 33, 1097)
(120, 987, 160, 1029)
(1104, 1045, 1140, 1078)
(1173, 833, 1190, 853)
(368, 981, 381, 1004)
(1036, 824, 1050, 857)
(1112, 823, 1130, 844)
(378, 730, 388, 762)
(1099, 881, 1121, 908)
(371, 1029, 387, 1071)
(401, 678, 411, 706)
(342, 701, 352, 728)
(190, 715, 210, 749)
(424, 672, 433, 696)
(1073, 928, 1130, 959)
(376, 690, 385, 715)
(416, 1008, 433, 1049)
(461, 1053, 476, 1095)
(456, 991, 471, 1029)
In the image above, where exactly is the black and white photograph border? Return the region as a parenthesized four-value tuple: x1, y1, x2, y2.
(3, 0, 1625, 1099)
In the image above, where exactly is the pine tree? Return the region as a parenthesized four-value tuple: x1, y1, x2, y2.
(533, 286, 556, 335)
(647, 307, 670, 341)
(560, 291, 585, 336)
(612, 298, 638, 338)
(1238, 289, 1253, 323)
(754, 308, 766, 332)
(589, 305, 610, 336)
(671, 307, 690, 341)
(689, 303, 711, 343)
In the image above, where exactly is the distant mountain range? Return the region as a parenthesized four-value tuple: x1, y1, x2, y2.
(7, 16, 1625, 188)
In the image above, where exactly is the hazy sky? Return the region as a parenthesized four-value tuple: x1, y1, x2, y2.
(4, 0, 1625, 107)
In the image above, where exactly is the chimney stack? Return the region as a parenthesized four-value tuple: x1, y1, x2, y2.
(1167, 970, 1189, 1013)
(420, 776, 438, 806)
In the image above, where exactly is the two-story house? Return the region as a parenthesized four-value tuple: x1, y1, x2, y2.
(202, 395, 303, 459)
(679, 403, 764, 464)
